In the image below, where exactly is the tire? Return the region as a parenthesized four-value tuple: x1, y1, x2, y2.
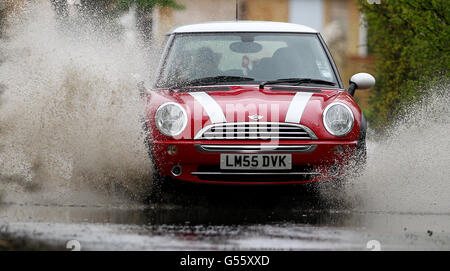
(355, 113, 368, 171)
(142, 119, 167, 202)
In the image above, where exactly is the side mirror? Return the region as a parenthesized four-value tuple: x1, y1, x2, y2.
(348, 73, 376, 96)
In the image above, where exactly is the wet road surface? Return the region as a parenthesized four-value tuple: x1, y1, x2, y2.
(1, 184, 449, 250)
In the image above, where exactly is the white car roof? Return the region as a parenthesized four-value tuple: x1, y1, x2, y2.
(169, 21, 318, 35)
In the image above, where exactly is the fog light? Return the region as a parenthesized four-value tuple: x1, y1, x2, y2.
(333, 145, 344, 155)
(167, 145, 178, 155)
(171, 165, 182, 176)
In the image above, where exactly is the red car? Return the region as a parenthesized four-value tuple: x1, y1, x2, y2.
(142, 21, 375, 187)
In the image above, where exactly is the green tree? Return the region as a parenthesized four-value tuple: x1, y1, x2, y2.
(359, 0, 449, 129)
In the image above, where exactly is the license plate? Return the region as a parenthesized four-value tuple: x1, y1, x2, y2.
(220, 154, 292, 170)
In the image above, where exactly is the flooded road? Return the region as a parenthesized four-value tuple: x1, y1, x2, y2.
(1, 185, 449, 251)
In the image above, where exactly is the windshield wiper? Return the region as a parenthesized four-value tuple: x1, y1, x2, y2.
(259, 78, 336, 89)
(169, 76, 255, 90)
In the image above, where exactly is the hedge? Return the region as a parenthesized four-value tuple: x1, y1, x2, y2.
(358, 0, 449, 129)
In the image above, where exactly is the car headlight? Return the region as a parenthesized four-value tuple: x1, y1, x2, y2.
(323, 102, 354, 137)
(155, 102, 187, 137)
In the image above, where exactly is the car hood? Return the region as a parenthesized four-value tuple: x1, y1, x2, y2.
(148, 85, 362, 140)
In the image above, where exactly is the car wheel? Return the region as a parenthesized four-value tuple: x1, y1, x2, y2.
(142, 122, 167, 202)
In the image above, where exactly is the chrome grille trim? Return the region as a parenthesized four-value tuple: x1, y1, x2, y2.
(194, 122, 317, 140)
(195, 144, 317, 153)
(190, 172, 321, 176)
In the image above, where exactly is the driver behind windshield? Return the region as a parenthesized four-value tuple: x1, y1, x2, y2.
(191, 47, 222, 79)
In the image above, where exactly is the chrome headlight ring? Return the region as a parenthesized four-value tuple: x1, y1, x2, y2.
(155, 102, 188, 137)
(322, 102, 354, 137)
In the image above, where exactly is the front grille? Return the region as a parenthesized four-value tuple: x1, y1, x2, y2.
(191, 165, 319, 182)
(194, 122, 317, 140)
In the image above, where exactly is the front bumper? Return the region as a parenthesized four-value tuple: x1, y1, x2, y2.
(151, 140, 359, 184)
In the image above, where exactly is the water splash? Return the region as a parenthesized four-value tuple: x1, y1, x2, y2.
(347, 84, 450, 213)
(0, 2, 153, 204)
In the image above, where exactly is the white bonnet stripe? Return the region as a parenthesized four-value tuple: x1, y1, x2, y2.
(285, 92, 313, 123)
(189, 92, 227, 123)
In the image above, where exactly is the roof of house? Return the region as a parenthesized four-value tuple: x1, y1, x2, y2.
(168, 21, 318, 34)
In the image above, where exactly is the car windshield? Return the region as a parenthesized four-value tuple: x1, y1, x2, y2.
(157, 33, 337, 88)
